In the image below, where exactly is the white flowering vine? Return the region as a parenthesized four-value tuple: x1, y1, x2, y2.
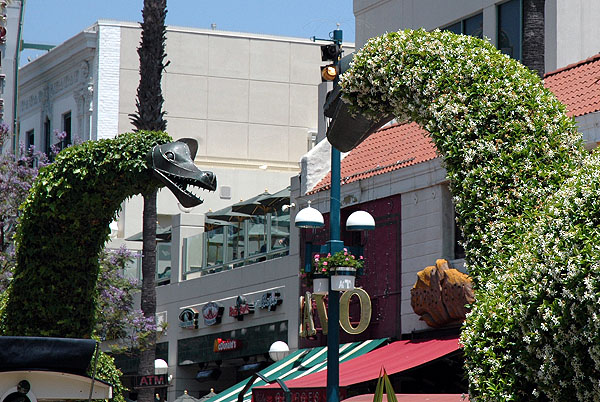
(340, 29, 600, 401)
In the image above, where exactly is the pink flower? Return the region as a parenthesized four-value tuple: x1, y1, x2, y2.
(323, 261, 328, 266)
(359, 256, 364, 260)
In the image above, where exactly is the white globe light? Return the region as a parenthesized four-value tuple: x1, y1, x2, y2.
(154, 358, 168, 375)
(294, 201, 324, 228)
(346, 210, 375, 231)
(269, 341, 290, 361)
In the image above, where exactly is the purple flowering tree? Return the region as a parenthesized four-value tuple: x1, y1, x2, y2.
(96, 246, 159, 352)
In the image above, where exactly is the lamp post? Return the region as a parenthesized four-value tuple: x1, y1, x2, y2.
(296, 27, 375, 402)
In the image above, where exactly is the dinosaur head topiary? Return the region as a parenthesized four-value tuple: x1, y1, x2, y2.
(1, 131, 216, 338)
(149, 138, 217, 207)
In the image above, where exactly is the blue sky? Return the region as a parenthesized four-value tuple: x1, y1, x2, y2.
(20, 0, 355, 65)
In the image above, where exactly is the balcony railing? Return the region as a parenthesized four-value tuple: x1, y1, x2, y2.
(183, 211, 290, 278)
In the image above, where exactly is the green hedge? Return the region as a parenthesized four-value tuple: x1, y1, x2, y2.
(2, 130, 170, 338)
(341, 29, 594, 400)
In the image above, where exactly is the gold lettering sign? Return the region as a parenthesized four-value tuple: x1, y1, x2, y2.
(339, 288, 371, 334)
(299, 292, 316, 338)
(299, 289, 372, 337)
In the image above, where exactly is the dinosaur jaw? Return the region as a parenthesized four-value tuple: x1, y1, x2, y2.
(154, 169, 217, 208)
(150, 139, 217, 208)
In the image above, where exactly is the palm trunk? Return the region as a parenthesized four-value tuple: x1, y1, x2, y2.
(139, 190, 158, 402)
(522, 0, 545, 77)
(132, 1, 168, 402)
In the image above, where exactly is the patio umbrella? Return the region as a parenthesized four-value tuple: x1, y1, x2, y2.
(231, 190, 272, 215)
(206, 206, 253, 259)
(174, 390, 201, 402)
(199, 389, 217, 402)
(257, 186, 290, 212)
(206, 206, 253, 224)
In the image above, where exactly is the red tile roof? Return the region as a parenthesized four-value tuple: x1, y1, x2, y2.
(310, 122, 437, 193)
(544, 53, 600, 118)
(310, 53, 600, 193)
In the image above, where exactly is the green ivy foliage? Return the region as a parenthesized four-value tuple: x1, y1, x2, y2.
(2, 130, 170, 338)
(341, 29, 595, 400)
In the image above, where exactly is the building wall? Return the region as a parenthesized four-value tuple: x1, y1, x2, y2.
(353, 0, 600, 73)
(150, 212, 300, 398)
(294, 156, 457, 339)
(18, 20, 337, 237)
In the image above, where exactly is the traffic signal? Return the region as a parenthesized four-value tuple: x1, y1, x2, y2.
(320, 64, 338, 81)
(324, 53, 392, 152)
(321, 43, 341, 62)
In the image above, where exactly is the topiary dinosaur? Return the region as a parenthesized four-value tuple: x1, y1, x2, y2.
(335, 29, 600, 401)
(1, 130, 216, 338)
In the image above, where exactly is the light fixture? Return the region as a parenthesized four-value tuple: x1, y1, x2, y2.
(346, 210, 375, 231)
(155, 358, 168, 375)
(269, 341, 290, 361)
(294, 201, 324, 228)
(321, 64, 338, 81)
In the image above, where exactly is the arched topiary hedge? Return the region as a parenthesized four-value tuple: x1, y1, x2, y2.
(2, 130, 170, 338)
(340, 29, 598, 400)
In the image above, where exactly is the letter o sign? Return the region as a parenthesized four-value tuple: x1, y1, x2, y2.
(339, 288, 372, 334)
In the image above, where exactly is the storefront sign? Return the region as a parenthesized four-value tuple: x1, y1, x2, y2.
(202, 302, 224, 326)
(134, 374, 168, 388)
(179, 307, 199, 329)
(299, 288, 372, 337)
(253, 387, 346, 402)
(255, 291, 283, 311)
(229, 295, 254, 320)
(213, 338, 242, 352)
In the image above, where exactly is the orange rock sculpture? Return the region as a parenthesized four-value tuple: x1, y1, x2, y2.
(411, 259, 475, 328)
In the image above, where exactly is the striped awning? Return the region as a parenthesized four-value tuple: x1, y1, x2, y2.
(203, 338, 388, 402)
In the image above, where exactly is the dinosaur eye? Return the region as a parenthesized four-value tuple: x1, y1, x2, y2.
(165, 151, 175, 160)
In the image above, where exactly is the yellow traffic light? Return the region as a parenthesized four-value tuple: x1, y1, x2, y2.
(321, 64, 338, 81)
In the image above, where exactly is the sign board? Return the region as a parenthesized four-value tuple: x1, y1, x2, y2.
(255, 291, 283, 311)
(134, 374, 168, 389)
(253, 387, 346, 402)
(179, 308, 199, 329)
(300, 288, 372, 337)
(229, 295, 254, 321)
(213, 338, 242, 352)
(202, 302, 224, 326)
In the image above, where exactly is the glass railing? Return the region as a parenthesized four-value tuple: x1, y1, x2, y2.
(122, 242, 172, 285)
(183, 211, 290, 277)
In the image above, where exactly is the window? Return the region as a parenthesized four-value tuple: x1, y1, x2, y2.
(442, 13, 483, 39)
(44, 117, 51, 156)
(62, 111, 72, 148)
(26, 129, 34, 150)
(497, 0, 522, 60)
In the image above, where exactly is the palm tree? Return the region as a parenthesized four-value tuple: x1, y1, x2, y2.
(522, 0, 545, 77)
(129, 1, 167, 402)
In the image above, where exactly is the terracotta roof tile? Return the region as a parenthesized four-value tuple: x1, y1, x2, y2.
(309, 53, 600, 194)
(310, 122, 437, 193)
(544, 53, 600, 117)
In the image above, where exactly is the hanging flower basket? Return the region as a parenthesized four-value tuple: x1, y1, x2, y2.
(331, 267, 356, 291)
(312, 274, 329, 295)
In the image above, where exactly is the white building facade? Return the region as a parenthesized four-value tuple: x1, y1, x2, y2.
(17, 20, 333, 237)
(353, 0, 600, 73)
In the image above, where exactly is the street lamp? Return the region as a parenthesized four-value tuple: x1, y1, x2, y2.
(295, 27, 375, 402)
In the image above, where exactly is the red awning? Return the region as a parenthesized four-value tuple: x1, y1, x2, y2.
(256, 337, 460, 391)
(344, 394, 469, 402)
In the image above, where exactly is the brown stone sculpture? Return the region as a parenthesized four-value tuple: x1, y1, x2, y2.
(411, 259, 475, 328)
